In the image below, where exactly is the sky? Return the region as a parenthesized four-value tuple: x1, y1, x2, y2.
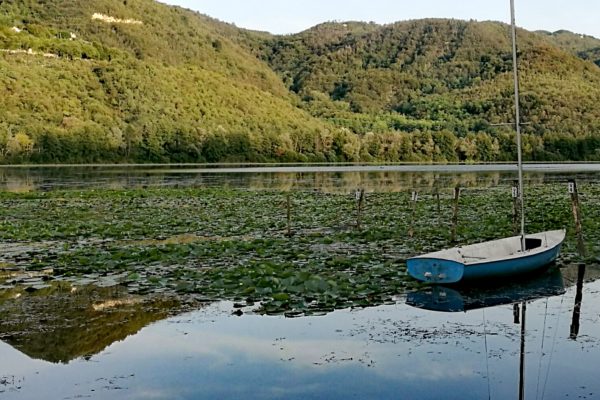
(159, 0, 600, 38)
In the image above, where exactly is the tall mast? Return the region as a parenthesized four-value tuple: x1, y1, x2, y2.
(510, 0, 526, 251)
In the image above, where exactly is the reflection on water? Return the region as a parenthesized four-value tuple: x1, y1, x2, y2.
(0, 283, 181, 364)
(406, 268, 566, 312)
(1, 264, 599, 399)
(1, 164, 600, 192)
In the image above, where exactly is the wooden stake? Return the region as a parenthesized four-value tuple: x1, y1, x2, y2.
(434, 186, 441, 221)
(568, 179, 586, 257)
(356, 189, 365, 230)
(286, 192, 292, 237)
(409, 191, 418, 238)
(451, 186, 460, 243)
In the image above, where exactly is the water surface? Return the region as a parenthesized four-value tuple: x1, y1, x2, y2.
(1, 163, 599, 192)
(1, 165, 599, 399)
(1, 265, 599, 399)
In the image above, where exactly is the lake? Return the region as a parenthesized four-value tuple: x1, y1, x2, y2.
(2, 163, 600, 192)
(0, 164, 599, 399)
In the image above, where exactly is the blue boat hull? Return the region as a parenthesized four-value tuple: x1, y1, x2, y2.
(407, 258, 465, 283)
(407, 240, 563, 284)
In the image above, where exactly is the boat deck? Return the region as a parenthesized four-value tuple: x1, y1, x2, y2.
(413, 230, 565, 265)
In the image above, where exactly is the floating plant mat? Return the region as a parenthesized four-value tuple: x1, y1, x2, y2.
(0, 183, 598, 316)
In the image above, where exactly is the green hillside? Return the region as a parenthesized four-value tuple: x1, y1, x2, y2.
(1, 1, 600, 163)
(0, 0, 332, 163)
(537, 29, 600, 67)
(261, 20, 600, 161)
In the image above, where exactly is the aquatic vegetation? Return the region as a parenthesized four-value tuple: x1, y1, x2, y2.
(0, 183, 597, 316)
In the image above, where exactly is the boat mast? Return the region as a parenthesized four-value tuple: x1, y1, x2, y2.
(510, 0, 526, 251)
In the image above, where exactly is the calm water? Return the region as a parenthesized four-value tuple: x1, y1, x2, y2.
(1, 165, 599, 399)
(1, 265, 599, 400)
(1, 163, 600, 192)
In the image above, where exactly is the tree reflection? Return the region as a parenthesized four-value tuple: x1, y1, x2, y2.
(0, 283, 183, 364)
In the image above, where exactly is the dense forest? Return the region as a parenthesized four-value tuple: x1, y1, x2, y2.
(1, 0, 599, 163)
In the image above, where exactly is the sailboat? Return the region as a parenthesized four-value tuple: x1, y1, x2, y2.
(407, 0, 566, 284)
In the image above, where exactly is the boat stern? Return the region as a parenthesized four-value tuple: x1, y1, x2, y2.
(407, 258, 464, 284)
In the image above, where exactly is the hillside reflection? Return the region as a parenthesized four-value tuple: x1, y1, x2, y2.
(0, 283, 182, 364)
(1, 165, 598, 193)
(1, 263, 598, 365)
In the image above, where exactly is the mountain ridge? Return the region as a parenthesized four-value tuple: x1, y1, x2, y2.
(1, 0, 599, 163)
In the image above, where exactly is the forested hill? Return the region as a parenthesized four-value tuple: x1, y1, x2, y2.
(0, 0, 331, 163)
(1, 1, 600, 164)
(537, 30, 600, 67)
(261, 20, 600, 162)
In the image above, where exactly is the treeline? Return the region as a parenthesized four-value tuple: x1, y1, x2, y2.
(3, 117, 599, 164)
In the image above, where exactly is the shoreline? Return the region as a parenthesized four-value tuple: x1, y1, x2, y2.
(0, 162, 599, 174)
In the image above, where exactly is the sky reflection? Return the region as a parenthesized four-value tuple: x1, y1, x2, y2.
(2, 269, 600, 400)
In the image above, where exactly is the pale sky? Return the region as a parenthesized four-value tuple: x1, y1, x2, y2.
(160, 0, 600, 38)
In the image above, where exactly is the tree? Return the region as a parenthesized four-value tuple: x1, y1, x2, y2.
(6, 132, 35, 159)
(432, 130, 458, 162)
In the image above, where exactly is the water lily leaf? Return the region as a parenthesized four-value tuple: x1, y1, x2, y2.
(272, 293, 290, 302)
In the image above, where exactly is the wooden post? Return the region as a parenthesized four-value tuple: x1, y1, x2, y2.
(568, 179, 586, 257)
(451, 186, 460, 243)
(434, 186, 441, 222)
(356, 189, 365, 230)
(409, 191, 418, 238)
(512, 180, 520, 235)
(286, 192, 292, 237)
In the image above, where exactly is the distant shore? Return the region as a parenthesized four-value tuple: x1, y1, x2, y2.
(1, 162, 599, 174)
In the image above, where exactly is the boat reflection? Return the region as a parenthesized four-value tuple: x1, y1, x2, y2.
(407, 266, 569, 400)
(406, 268, 566, 313)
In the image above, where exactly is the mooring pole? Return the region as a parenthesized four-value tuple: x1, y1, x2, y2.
(434, 186, 441, 223)
(568, 179, 586, 257)
(409, 190, 418, 238)
(451, 186, 460, 243)
(286, 192, 292, 237)
(356, 188, 365, 230)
